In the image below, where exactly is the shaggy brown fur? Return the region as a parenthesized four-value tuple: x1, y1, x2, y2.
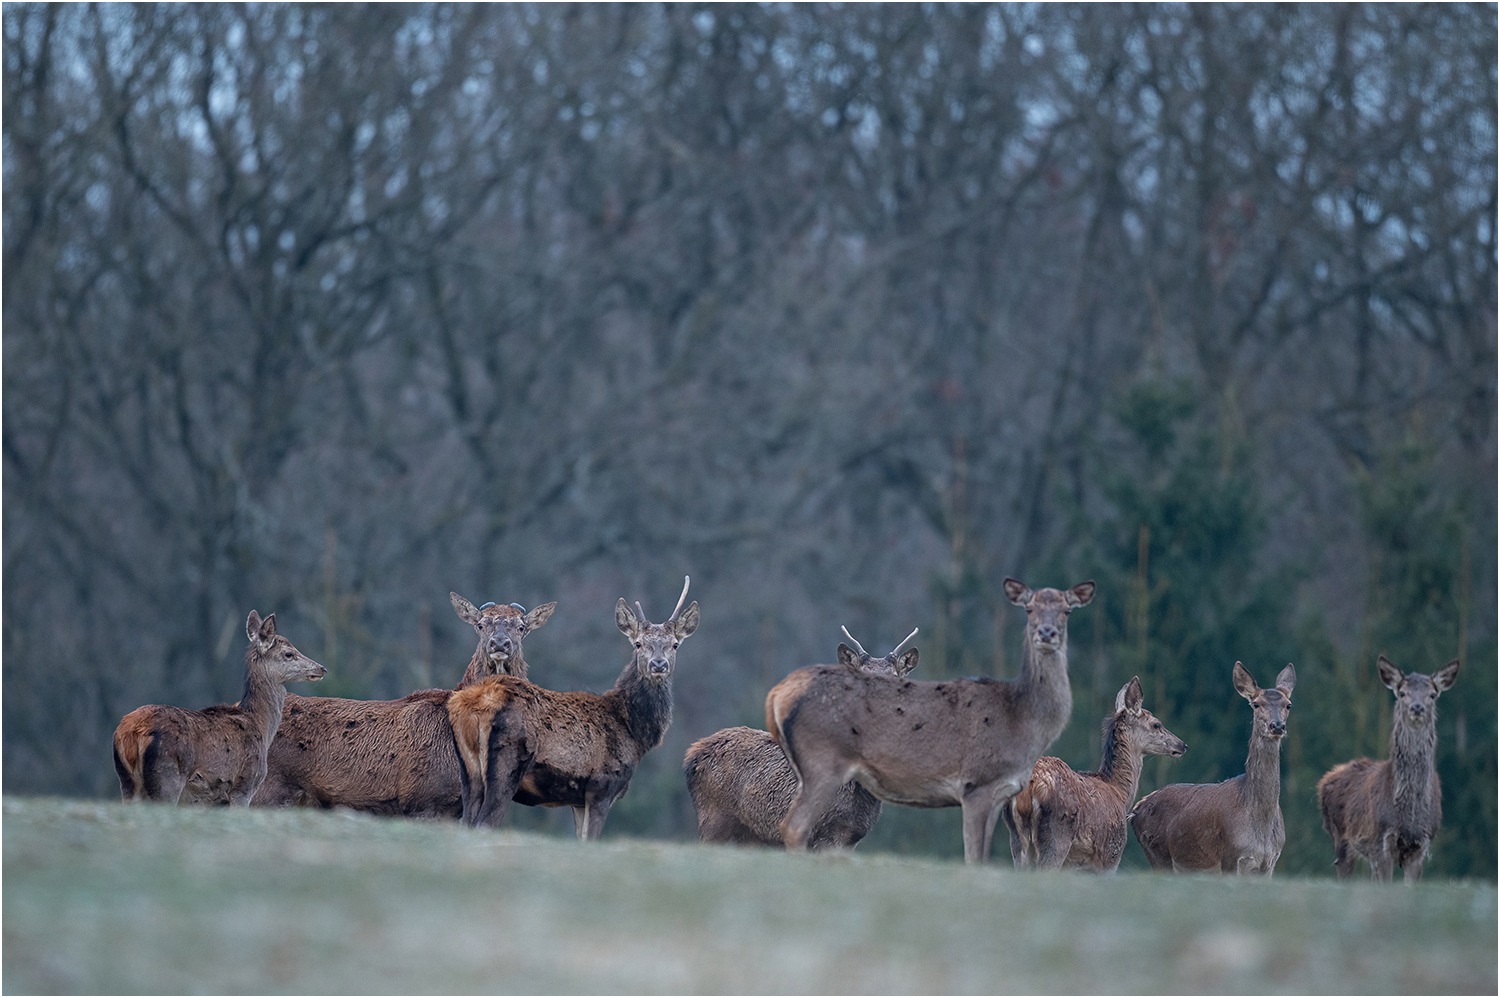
(447, 579, 697, 839)
(113, 612, 324, 805)
(1316, 655, 1460, 882)
(684, 633, 918, 849)
(247, 595, 554, 816)
(1003, 676, 1186, 872)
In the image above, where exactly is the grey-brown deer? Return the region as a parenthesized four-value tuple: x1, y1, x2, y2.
(684, 626, 920, 850)
(1002, 676, 1186, 872)
(113, 611, 325, 804)
(1129, 661, 1295, 875)
(248, 595, 555, 816)
(447, 577, 698, 838)
(1316, 655, 1460, 883)
(767, 578, 1095, 864)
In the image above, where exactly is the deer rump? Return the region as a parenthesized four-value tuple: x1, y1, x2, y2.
(684, 726, 882, 849)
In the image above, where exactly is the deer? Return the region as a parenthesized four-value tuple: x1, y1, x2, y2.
(684, 626, 920, 850)
(247, 594, 555, 817)
(446, 576, 698, 839)
(1128, 661, 1295, 876)
(767, 578, 1095, 864)
(1002, 675, 1187, 872)
(113, 611, 326, 805)
(1316, 655, 1461, 883)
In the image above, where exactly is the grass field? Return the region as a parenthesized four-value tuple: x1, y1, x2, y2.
(3, 796, 1494, 995)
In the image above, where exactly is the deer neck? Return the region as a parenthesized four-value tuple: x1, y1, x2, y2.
(1389, 715, 1439, 816)
(456, 648, 527, 689)
(1098, 727, 1145, 804)
(239, 660, 290, 744)
(612, 658, 673, 752)
(1242, 732, 1283, 816)
(1018, 639, 1073, 735)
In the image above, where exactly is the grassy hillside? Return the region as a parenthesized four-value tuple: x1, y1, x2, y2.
(3, 796, 1494, 994)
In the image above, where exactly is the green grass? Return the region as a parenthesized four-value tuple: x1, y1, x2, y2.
(3, 796, 1494, 995)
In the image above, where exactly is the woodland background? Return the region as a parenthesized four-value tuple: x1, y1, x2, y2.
(4, 3, 1494, 876)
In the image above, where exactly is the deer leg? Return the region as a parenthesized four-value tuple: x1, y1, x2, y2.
(1033, 816, 1071, 871)
(1402, 849, 1426, 884)
(474, 713, 528, 829)
(960, 787, 1008, 864)
(782, 773, 845, 852)
(1000, 805, 1031, 869)
(1371, 834, 1396, 882)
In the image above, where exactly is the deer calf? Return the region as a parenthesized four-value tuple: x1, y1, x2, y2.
(447, 577, 698, 839)
(684, 627, 919, 850)
(1003, 676, 1186, 872)
(113, 611, 325, 805)
(1316, 655, 1460, 883)
(768, 579, 1094, 864)
(1129, 661, 1295, 876)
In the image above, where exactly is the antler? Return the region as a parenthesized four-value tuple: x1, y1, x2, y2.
(890, 627, 919, 656)
(840, 625, 869, 658)
(668, 575, 691, 622)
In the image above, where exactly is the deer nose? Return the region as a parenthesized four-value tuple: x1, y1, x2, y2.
(489, 635, 513, 657)
(1268, 719, 1286, 736)
(1036, 624, 1060, 646)
(648, 657, 670, 675)
(1410, 702, 1426, 717)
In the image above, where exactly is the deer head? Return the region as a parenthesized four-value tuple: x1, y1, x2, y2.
(1004, 579, 1095, 654)
(245, 611, 326, 684)
(616, 576, 699, 680)
(1232, 661, 1296, 739)
(451, 593, 557, 673)
(1379, 654, 1460, 728)
(835, 625, 919, 677)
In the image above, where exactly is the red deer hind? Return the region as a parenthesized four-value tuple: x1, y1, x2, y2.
(1129, 661, 1295, 875)
(1003, 676, 1186, 872)
(1316, 655, 1460, 883)
(684, 626, 920, 850)
(447, 576, 698, 839)
(249, 595, 555, 816)
(767, 578, 1095, 864)
(113, 611, 325, 805)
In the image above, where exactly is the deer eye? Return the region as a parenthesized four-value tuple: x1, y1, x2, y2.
(634, 641, 642, 649)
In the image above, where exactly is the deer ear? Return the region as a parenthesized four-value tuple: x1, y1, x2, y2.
(837, 644, 860, 669)
(895, 647, 919, 676)
(1119, 676, 1143, 713)
(673, 602, 700, 639)
(250, 611, 277, 646)
(1003, 578, 1031, 606)
(1231, 661, 1258, 701)
(615, 598, 638, 636)
(246, 611, 263, 643)
(524, 602, 557, 630)
(1067, 581, 1096, 607)
(1432, 659, 1460, 692)
(1275, 663, 1296, 694)
(1377, 655, 1403, 691)
(450, 593, 482, 628)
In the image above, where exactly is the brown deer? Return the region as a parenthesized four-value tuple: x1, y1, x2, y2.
(1002, 676, 1186, 872)
(684, 626, 920, 850)
(767, 578, 1095, 864)
(1129, 661, 1295, 876)
(1316, 655, 1461, 883)
(447, 577, 698, 838)
(247, 595, 555, 816)
(113, 611, 326, 804)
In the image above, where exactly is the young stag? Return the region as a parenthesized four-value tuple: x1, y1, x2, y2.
(767, 578, 1095, 864)
(1129, 661, 1295, 876)
(249, 595, 555, 816)
(684, 626, 920, 850)
(114, 611, 325, 805)
(447, 577, 698, 838)
(1002, 676, 1186, 872)
(1316, 655, 1461, 883)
